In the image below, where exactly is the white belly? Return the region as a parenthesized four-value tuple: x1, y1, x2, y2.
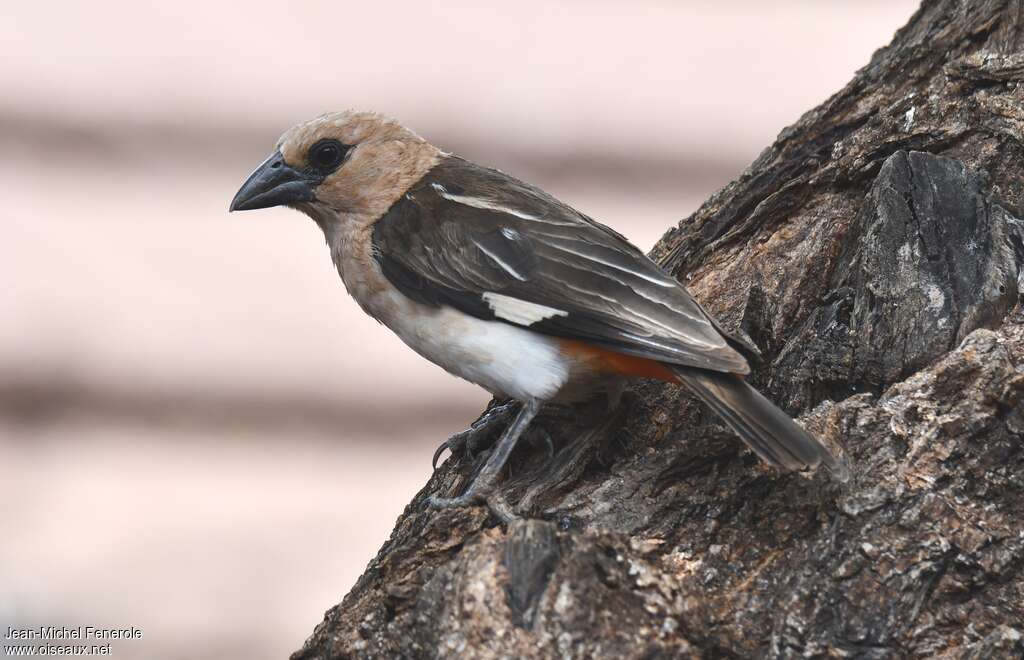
(379, 291, 571, 401)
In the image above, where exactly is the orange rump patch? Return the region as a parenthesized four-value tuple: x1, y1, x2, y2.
(557, 339, 680, 383)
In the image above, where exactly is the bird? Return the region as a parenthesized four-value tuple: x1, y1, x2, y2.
(229, 110, 848, 510)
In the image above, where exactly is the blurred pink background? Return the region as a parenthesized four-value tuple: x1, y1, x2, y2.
(1, 2, 916, 658)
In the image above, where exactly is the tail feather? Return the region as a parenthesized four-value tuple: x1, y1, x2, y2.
(671, 367, 849, 481)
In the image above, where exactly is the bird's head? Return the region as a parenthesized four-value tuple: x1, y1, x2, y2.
(229, 111, 441, 226)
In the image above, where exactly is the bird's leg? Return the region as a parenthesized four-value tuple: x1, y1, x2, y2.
(428, 398, 541, 509)
(526, 425, 556, 464)
(431, 400, 519, 470)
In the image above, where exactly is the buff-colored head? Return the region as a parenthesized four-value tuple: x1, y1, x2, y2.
(230, 111, 441, 225)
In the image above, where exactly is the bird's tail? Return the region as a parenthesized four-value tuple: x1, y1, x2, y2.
(671, 366, 849, 482)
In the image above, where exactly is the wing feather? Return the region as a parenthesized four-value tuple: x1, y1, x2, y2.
(372, 157, 750, 374)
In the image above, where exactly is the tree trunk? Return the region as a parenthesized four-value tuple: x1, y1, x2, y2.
(294, 1, 1024, 657)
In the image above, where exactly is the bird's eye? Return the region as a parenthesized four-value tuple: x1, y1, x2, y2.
(308, 139, 349, 172)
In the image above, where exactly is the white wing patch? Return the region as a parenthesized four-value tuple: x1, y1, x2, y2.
(482, 292, 568, 326)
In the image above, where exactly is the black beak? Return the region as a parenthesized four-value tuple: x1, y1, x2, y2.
(229, 151, 318, 212)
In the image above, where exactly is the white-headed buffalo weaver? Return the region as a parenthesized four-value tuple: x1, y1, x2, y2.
(230, 111, 847, 510)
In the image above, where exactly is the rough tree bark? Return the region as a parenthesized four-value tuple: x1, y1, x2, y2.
(295, 2, 1024, 658)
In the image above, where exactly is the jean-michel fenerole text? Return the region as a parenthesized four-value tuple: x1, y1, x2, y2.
(5, 626, 142, 640)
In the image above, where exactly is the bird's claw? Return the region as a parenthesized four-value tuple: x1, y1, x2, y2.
(529, 426, 556, 464)
(427, 491, 481, 509)
(427, 490, 518, 522)
(432, 418, 555, 471)
(432, 432, 468, 471)
(426, 472, 495, 509)
(431, 400, 519, 470)
(431, 426, 490, 470)
(427, 399, 542, 522)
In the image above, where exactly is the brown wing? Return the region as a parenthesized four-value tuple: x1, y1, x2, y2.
(372, 156, 750, 375)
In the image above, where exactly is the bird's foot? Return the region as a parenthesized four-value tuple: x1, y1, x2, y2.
(427, 459, 502, 507)
(431, 400, 519, 469)
(428, 399, 542, 522)
(527, 426, 556, 464)
(428, 420, 553, 509)
(427, 486, 517, 522)
(431, 430, 483, 471)
(427, 490, 482, 510)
